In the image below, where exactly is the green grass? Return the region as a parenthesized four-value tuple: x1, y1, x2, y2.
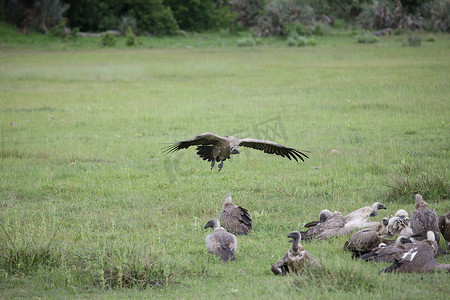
(0, 24, 449, 298)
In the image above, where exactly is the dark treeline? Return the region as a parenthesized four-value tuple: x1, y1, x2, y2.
(2, 0, 449, 36)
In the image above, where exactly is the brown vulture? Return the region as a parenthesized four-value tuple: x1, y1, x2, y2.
(271, 231, 321, 276)
(220, 194, 252, 235)
(438, 212, 450, 250)
(382, 232, 449, 273)
(163, 132, 309, 171)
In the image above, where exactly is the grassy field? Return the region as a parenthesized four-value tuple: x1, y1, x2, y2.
(0, 26, 449, 299)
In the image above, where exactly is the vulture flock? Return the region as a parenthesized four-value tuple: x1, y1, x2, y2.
(164, 134, 449, 275)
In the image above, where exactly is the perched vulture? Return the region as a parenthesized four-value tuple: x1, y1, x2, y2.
(303, 209, 333, 228)
(438, 212, 450, 249)
(300, 211, 352, 241)
(382, 232, 449, 273)
(203, 219, 237, 262)
(344, 217, 389, 257)
(387, 209, 414, 237)
(271, 231, 321, 276)
(220, 194, 252, 235)
(410, 194, 440, 245)
(359, 236, 413, 263)
(343, 202, 387, 231)
(163, 132, 309, 171)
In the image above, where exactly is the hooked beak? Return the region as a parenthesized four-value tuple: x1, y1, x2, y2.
(230, 148, 239, 154)
(379, 204, 387, 210)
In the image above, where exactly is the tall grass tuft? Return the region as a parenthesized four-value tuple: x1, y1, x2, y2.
(385, 162, 448, 203)
(74, 244, 175, 290)
(0, 225, 62, 276)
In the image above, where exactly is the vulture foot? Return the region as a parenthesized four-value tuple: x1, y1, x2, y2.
(218, 160, 224, 171)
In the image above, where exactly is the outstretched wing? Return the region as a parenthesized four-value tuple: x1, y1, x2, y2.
(162, 132, 226, 154)
(238, 138, 309, 162)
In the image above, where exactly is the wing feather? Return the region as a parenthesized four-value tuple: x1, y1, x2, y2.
(162, 132, 225, 154)
(238, 138, 309, 162)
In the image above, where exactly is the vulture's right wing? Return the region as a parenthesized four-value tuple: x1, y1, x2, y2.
(162, 132, 226, 154)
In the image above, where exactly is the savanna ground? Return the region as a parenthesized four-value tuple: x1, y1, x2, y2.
(0, 25, 449, 298)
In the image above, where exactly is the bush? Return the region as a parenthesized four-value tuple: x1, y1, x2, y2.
(407, 34, 421, 46)
(355, 32, 379, 43)
(22, 0, 70, 34)
(101, 33, 116, 47)
(256, 0, 315, 37)
(419, 0, 450, 32)
(125, 27, 140, 47)
(237, 35, 257, 46)
(286, 33, 317, 47)
(285, 22, 308, 36)
(229, 0, 263, 28)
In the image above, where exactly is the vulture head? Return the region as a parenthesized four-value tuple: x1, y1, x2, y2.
(426, 231, 435, 242)
(413, 193, 428, 209)
(224, 193, 232, 203)
(204, 219, 220, 231)
(396, 236, 413, 248)
(370, 202, 387, 217)
(394, 209, 409, 218)
(288, 231, 302, 252)
(382, 217, 389, 226)
(319, 209, 333, 223)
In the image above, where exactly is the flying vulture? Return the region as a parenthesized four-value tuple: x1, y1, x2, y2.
(220, 194, 252, 235)
(382, 232, 449, 273)
(343, 202, 387, 232)
(438, 212, 450, 249)
(162, 132, 309, 171)
(203, 219, 238, 262)
(271, 231, 321, 276)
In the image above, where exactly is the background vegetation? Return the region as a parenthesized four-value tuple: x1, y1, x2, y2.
(0, 20, 449, 298)
(1, 0, 449, 38)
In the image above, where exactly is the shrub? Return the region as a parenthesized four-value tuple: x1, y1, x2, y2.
(407, 34, 421, 46)
(125, 27, 140, 46)
(285, 22, 308, 36)
(229, 0, 263, 28)
(101, 33, 116, 47)
(256, 0, 315, 37)
(355, 32, 379, 43)
(22, 0, 70, 34)
(419, 0, 450, 32)
(237, 35, 257, 46)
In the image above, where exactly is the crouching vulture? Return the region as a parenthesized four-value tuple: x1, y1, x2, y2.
(163, 132, 309, 171)
(204, 219, 237, 262)
(439, 212, 450, 249)
(220, 194, 252, 235)
(272, 231, 321, 276)
(382, 232, 450, 273)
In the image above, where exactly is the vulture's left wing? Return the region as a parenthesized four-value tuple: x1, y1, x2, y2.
(238, 138, 309, 162)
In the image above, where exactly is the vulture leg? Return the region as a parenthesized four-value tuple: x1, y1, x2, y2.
(210, 159, 215, 170)
(218, 160, 224, 171)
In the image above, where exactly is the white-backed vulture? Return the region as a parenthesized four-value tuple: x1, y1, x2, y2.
(271, 231, 321, 276)
(163, 132, 309, 171)
(344, 217, 389, 257)
(220, 194, 252, 235)
(387, 209, 414, 237)
(343, 202, 387, 231)
(359, 236, 413, 263)
(203, 219, 237, 262)
(382, 232, 449, 273)
(410, 194, 440, 245)
(438, 212, 450, 249)
(303, 209, 333, 228)
(300, 211, 352, 241)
